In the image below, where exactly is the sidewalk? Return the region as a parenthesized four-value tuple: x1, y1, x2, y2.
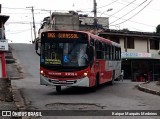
(137, 81, 160, 96)
(0, 47, 22, 119)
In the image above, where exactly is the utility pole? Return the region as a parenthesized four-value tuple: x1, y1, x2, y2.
(27, 6, 36, 43)
(0, 4, 1, 13)
(93, 0, 97, 34)
(30, 22, 33, 43)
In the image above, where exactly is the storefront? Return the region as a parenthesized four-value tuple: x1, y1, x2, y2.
(122, 52, 160, 81)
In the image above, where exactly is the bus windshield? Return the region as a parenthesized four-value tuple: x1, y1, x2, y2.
(41, 40, 89, 68)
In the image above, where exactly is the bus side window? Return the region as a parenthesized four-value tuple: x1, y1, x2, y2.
(95, 41, 101, 59)
(115, 47, 118, 60)
(109, 45, 112, 60)
(116, 47, 121, 60)
(112, 46, 115, 60)
(95, 41, 100, 59)
(118, 48, 121, 60)
(105, 44, 109, 60)
(95, 40, 99, 50)
(90, 38, 95, 46)
(101, 42, 105, 59)
(101, 42, 105, 51)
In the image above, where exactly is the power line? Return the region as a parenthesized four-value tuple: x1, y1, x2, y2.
(110, 0, 153, 26)
(6, 22, 41, 24)
(121, 0, 160, 11)
(2, 6, 70, 12)
(74, 0, 118, 12)
(6, 29, 31, 34)
(97, 0, 119, 9)
(2, 7, 29, 10)
(100, 11, 155, 28)
(108, 0, 136, 17)
(109, 0, 148, 25)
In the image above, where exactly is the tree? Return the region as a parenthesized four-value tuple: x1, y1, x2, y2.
(156, 24, 160, 33)
(122, 28, 129, 32)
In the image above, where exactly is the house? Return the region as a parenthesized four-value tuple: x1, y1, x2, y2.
(99, 29, 160, 81)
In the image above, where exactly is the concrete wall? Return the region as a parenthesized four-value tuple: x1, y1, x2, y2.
(121, 37, 149, 52)
(79, 17, 109, 29)
(55, 15, 79, 30)
(120, 38, 125, 51)
(38, 12, 79, 38)
(128, 38, 147, 52)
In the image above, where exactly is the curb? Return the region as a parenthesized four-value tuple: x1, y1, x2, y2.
(12, 85, 26, 110)
(137, 82, 160, 96)
(12, 85, 33, 119)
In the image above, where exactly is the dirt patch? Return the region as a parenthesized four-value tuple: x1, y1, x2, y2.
(0, 78, 13, 102)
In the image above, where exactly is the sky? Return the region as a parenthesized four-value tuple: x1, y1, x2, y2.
(0, 0, 160, 43)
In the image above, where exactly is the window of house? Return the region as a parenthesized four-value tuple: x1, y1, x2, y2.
(124, 37, 134, 49)
(150, 39, 159, 50)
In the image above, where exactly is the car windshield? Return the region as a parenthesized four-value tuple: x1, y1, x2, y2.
(41, 42, 89, 67)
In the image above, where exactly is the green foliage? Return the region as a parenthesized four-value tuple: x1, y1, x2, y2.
(122, 28, 129, 32)
(156, 24, 160, 33)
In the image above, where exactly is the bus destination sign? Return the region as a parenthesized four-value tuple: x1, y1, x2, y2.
(47, 33, 79, 39)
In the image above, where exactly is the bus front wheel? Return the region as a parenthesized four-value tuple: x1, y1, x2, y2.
(91, 74, 99, 92)
(56, 86, 61, 92)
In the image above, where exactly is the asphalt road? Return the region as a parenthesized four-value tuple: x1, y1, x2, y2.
(10, 43, 160, 119)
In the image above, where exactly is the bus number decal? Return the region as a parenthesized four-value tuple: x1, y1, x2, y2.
(48, 33, 56, 38)
(58, 33, 79, 39)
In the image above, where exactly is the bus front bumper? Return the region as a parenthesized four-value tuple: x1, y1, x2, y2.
(40, 75, 90, 87)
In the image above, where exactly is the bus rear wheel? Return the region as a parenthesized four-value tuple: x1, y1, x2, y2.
(56, 86, 61, 92)
(109, 71, 115, 85)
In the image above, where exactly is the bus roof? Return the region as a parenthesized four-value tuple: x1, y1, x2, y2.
(41, 30, 121, 48)
(89, 33, 121, 48)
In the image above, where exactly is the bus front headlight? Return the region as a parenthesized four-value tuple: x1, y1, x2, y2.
(40, 70, 44, 74)
(84, 72, 88, 76)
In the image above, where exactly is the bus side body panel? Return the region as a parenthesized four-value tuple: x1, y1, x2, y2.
(89, 60, 121, 86)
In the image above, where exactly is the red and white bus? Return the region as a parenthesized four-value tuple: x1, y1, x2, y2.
(35, 30, 121, 92)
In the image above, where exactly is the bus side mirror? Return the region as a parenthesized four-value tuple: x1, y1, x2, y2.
(35, 41, 38, 50)
(35, 38, 40, 56)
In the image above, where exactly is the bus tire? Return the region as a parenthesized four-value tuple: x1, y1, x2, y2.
(56, 86, 61, 92)
(90, 74, 99, 92)
(109, 71, 115, 85)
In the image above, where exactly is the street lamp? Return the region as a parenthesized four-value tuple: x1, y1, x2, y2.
(99, 8, 113, 17)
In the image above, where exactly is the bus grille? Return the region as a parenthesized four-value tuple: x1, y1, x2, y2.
(48, 79, 77, 85)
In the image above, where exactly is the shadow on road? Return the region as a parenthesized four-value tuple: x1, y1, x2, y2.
(46, 82, 118, 95)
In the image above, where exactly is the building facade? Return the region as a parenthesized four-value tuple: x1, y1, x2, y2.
(99, 29, 160, 81)
(38, 11, 109, 38)
(38, 11, 79, 38)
